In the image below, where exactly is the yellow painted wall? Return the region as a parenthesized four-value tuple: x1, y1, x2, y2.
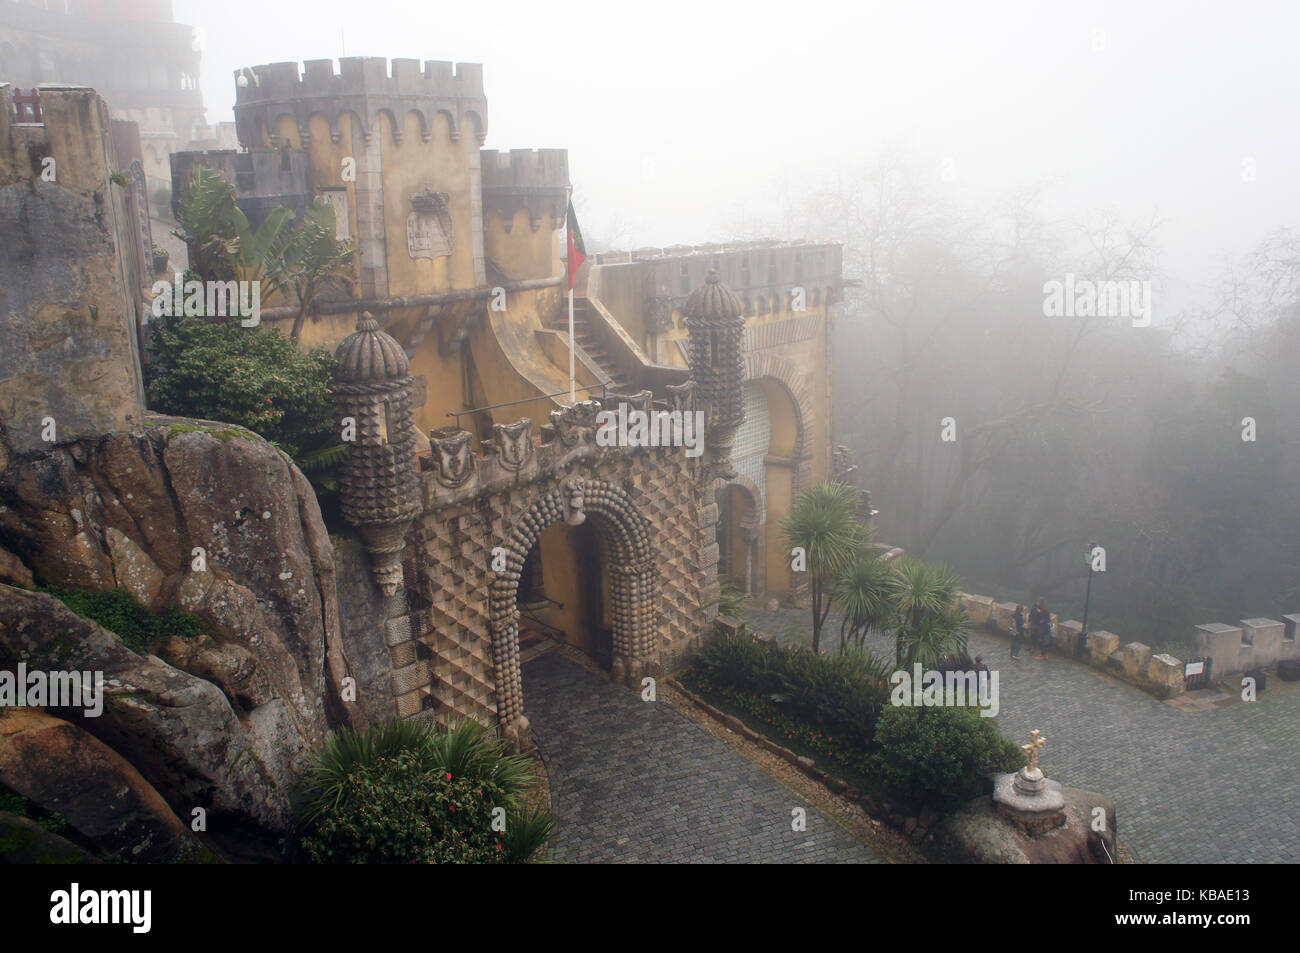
(760, 377, 801, 597)
(379, 110, 478, 295)
(484, 209, 561, 281)
(530, 521, 612, 661)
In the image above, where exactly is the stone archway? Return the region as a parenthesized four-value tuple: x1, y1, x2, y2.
(716, 476, 763, 595)
(744, 353, 812, 493)
(489, 476, 659, 747)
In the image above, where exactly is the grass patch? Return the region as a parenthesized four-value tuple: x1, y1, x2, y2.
(37, 585, 207, 653)
(166, 423, 257, 443)
(0, 789, 68, 835)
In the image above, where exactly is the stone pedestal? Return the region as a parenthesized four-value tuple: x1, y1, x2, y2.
(993, 769, 1067, 836)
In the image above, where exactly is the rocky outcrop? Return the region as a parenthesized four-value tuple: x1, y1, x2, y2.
(0, 708, 202, 863)
(928, 787, 1118, 864)
(0, 810, 99, 865)
(0, 419, 364, 860)
(0, 587, 290, 849)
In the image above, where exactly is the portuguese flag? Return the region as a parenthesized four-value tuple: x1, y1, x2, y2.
(566, 200, 587, 292)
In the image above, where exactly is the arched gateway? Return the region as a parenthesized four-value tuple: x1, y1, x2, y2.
(489, 477, 659, 747)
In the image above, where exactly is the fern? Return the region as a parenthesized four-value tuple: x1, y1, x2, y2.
(296, 443, 351, 473)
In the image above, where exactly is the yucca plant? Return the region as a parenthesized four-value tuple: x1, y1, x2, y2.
(298, 718, 435, 824)
(834, 550, 902, 652)
(782, 481, 870, 654)
(892, 558, 966, 666)
(500, 803, 558, 863)
(718, 579, 746, 620)
(423, 720, 537, 803)
(896, 601, 970, 670)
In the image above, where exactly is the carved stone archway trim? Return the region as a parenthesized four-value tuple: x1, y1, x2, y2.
(488, 477, 660, 748)
(744, 353, 812, 493)
(715, 475, 765, 596)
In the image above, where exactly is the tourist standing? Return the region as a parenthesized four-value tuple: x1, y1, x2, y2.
(1029, 598, 1049, 661)
(1011, 604, 1025, 660)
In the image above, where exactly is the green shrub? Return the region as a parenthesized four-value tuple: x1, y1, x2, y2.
(872, 705, 1025, 809)
(38, 586, 206, 653)
(300, 750, 509, 864)
(718, 580, 745, 621)
(695, 631, 891, 751)
(298, 720, 553, 864)
(146, 313, 336, 458)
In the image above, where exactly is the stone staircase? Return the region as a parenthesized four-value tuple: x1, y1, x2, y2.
(518, 625, 558, 663)
(546, 297, 629, 393)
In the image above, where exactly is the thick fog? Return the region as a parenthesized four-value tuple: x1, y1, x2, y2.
(182, 0, 1300, 323)
(20, 0, 1300, 650)
(180, 0, 1300, 650)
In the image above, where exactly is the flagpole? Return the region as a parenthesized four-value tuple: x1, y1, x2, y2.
(568, 285, 576, 404)
(566, 186, 577, 404)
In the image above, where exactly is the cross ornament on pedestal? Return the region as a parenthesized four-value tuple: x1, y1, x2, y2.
(1022, 729, 1047, 773)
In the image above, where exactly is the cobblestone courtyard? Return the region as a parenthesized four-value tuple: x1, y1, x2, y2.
(523, 650, 886, 863)
(746, 606, 1300, 864)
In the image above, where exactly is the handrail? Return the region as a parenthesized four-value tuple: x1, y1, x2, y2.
(446, 383, 608, 426)
(519, 610, 565, 640)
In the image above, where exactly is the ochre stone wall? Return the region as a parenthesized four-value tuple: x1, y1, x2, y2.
(0, 86, 147, 454)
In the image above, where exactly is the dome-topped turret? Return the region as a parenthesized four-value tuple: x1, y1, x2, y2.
(683, 270, 743, 322)
(334, 312, 410, 382)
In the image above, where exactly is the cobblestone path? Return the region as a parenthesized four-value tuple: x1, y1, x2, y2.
(522, 650, 886, 863)
(745, 606, 1300, 864)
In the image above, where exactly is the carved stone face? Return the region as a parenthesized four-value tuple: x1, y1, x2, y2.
(493, 418, 533, 471)
(430, 427, 474, 488)
(666, 380, 697, 416)
(550, 400, 600, 447)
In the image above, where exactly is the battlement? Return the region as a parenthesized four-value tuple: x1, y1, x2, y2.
(480, 148, 569, 231)
(481, 148, 569, 188)
(233, 57, 489, 150)
(592, 240, 844, 304)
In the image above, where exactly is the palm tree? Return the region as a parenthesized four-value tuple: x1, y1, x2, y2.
(892, 557, 965, 665)
(175, 168, 353, 338)
(833, 549, 900, 652)
(781, 481, 868, 654)
(266, 201, 356, 342)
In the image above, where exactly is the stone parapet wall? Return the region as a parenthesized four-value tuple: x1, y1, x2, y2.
(958, 593, 1187, 699)
(1193, 617, 1300, 679)
(961, 591, 1300, 695)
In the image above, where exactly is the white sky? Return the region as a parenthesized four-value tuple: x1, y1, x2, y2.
(178, 0, 1300, 318)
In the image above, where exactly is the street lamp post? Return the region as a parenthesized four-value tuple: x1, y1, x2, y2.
(1079, 540, 1098, 660)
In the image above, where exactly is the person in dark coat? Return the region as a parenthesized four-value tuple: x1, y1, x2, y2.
(1029, 598, 1050, 660)
(1011, 604, 1026, 660)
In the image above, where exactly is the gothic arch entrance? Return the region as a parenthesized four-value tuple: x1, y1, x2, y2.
(489, 478, 659, 747)
(716, 479, 763, 595)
